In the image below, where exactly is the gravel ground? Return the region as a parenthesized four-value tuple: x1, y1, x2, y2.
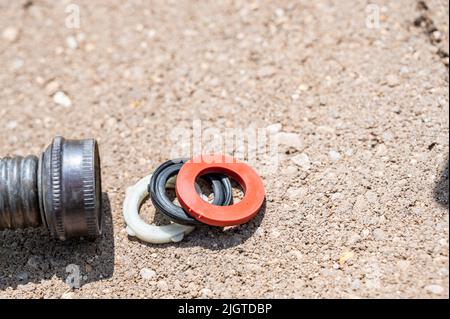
(0, 0, 448, 299)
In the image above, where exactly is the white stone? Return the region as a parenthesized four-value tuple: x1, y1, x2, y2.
(425, 284, 444, 295)
(85, 43, 95, 52)
(331, 192, 342, 201)
(361, 229, 371, 238)
(372, 228, 385, 241)
(66, 36, 78, 49)
(287, 187, 307, 200)
(147, 29, 157, 38)
(283, 165, 298, 175)
(351, 279, 360, 290)
(200, 288, 213, 298)
(140, 268, 156, 280)
(11, 58, 24, 70)
(2, 27, 19, 42)
(53, 91, 72, 107)
(291, 93, 300, 100)
(271, 229, 281, 238)
(267, 123, 282, 134)
(275, 8, 285, 17)
(61, 291, 76, 299)
(7, 121, 18, 129)
(329, 150, 341, 162)
(365, 190, 378, 203)
(157, 280, 169, 291)
(291, 153, 310, 170)
(353, 195, 367, 212)
(290, 250, 303, 261)
(276, 132, 302, 149)
(347, 233, 361, 245)
(298, 84, 309, 91)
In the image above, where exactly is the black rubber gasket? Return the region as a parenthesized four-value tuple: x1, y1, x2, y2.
(149, 158, 232, 225)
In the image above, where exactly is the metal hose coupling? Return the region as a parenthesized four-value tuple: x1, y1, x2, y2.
(0, 137, 102, 240)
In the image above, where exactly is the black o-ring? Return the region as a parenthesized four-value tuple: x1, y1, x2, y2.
(149, 158, 233, 225)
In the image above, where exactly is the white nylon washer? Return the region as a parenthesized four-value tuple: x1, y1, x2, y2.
(123, 174, 195, 244)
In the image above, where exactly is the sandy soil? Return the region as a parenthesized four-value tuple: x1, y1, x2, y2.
(0, 0, 448, 298)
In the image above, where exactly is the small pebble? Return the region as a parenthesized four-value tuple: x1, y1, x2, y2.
(287, 187, 307, 200)
(2, 27, 19, 42)
(347, 233, 361, 245)
(329, 150, 341, 162)
(424, 284, 444, 295)
(365, 190, 378, 203)
(106, 117, 118, 128)
(66, 36, 78, 49)
(200, 288, 213, 298)
(298, 84, 309, 91)
(361, 229, 371, 238)
(331, 193, 343, 202)
(339, 251, 354, 266)
(53, 91, 72, 107)
(289, 250, 303, 260)
(267, 123, 282, 134)
(61, 291, 76, 299)
(157, 280, 169, 291)
(386, 74, 400, 87)
(275, 8, 285, 17)
(85, 43, 95, 52)
(7, 121, 18, 129)
(283, 165, 298, 175)
(353, 195, 368, 212)
(432, 30, 441, 41)
(11, 58, 24, 71)
(372, 228, 385, 241)
(276, 132, 302, 149)
(140, 268, 156, 280)
(271, 229, 281, 238)
(351, 279, 360, 290)
(291, 153, 311, 171)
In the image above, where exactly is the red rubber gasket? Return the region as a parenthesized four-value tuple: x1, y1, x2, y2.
(175, 155, 265, 227)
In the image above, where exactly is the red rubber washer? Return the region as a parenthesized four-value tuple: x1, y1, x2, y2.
(175, 155, 265, 227)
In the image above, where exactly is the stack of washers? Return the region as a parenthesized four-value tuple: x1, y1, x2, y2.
(123, 155, 265, 244)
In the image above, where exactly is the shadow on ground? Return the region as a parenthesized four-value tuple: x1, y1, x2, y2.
(434, 156, 449, 209)
(0, 193, 114, 290)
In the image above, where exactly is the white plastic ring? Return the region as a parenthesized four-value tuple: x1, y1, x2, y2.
(123, 174, 195, 244)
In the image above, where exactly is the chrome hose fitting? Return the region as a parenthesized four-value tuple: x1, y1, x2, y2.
(0, 137, 102, 240)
